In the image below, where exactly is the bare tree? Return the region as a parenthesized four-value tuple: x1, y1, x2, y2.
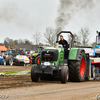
(4, 39, 9, 48)
(79, 27, 91, 46)
(18, 39, 24, 44)
(3, 37, 33, 49)
(44, 27, 57, 46)
(74, 33, 81, 47)
(0, 43, 4, 45)
(32, 31, 41, 45)
(67, 27, 91, 47)
(24, 39, 33, 45)
(4, 37, 13, 48)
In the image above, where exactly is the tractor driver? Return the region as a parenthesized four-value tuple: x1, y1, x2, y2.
(59, 35, 68, 59)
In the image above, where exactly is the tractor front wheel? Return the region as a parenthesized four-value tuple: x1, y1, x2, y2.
(31, 65, 39, 82)
(61, 66, 69, 83)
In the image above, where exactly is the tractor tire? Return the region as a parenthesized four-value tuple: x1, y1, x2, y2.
(9, 57, 13, 66)
(35, 56, 40, 65)
(31, 65, 39, 82)
(2, 59, 6, 66)
(61, 66, 69, 83)
(6, 55, 13, 65)
(69, 51, 86, 82)
(6, 58, 9, 65)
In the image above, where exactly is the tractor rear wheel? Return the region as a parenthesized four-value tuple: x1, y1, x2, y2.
(6, 58, 9, 65)
(6, 56, 13, 65)
(69, 51, 86, 82)
(61, 66, 69, 83)
(31, 65, 39, 82)
(9, 58, 13, 66)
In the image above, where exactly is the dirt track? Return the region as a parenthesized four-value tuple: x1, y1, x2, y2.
(0, 65, 100, 100)
(0, 75, 55, 89)
(0, 65, 31, 71)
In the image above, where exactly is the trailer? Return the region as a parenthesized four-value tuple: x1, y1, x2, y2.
(82, 31, 100, 80)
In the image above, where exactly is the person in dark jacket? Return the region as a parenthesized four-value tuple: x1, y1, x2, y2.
(59, 35, 68, 59)
(59, 35, 68, 49)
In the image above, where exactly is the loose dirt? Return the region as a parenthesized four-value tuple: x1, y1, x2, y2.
(0, 65, 31, 71)
(0, 65, 100, 100)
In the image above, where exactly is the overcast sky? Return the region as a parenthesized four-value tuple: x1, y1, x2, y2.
(0, 0, 100, 44)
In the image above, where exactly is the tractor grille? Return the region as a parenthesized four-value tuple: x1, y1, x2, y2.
(41, 49, 58, 61)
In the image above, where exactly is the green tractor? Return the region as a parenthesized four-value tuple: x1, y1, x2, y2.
(31, 31, 86, 83)
(32, 46, 44, 64)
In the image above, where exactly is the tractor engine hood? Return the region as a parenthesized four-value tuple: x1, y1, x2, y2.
(41, 48, 58, 62)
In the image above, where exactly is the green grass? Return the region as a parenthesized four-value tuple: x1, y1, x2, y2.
(0, 70, 31, 76)
(0, 70, 23, 74)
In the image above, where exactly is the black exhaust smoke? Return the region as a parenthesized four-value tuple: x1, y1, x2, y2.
(55, 0, 95, 32)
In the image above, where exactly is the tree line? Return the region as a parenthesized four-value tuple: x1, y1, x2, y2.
(33, 27, 95, 47)
(0, 27, 95, 48)
(0, 38, 33, 48)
